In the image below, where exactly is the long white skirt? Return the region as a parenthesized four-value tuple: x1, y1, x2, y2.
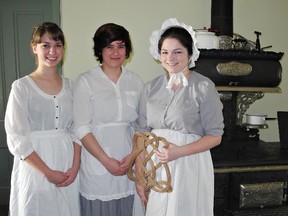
(145, 129, 214, 216)
(9, 130, 80, 216)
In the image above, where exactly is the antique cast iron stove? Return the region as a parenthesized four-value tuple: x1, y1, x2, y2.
(194, 1, 288, 215)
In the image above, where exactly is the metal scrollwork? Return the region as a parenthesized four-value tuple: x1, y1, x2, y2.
(216, 61, 253, 76)
(237, 92, 264, 125)
(219, 92, 233, 101)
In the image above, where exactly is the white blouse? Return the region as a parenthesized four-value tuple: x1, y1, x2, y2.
(5, 76, 77, 159)
(73, 65, 144, 201)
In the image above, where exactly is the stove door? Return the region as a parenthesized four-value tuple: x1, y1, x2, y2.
(239, 182, 284, 208)
(229, 170, 288, 210)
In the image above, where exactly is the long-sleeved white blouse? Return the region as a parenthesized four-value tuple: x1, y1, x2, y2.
(5, 75, 77, 159)
(73, 65, 144, 201)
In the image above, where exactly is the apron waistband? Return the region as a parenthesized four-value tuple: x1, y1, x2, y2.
(94, 122, 131, 128)
(29, 129, 67, 138)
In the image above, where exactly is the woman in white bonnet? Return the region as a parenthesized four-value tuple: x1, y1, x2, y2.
(135, 18, 224, 216)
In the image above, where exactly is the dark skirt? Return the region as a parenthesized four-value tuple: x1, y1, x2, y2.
(80, 194, 134, 216)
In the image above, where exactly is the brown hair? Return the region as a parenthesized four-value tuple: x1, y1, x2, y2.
(31, 22, 65, 47)
(30, 22, 65, 64)
(93, 23, 132, 63)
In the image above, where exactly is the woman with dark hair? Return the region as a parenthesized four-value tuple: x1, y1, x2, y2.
(73, 23, 144, 216)
(135, 18, 224, 216)
(5, 22, 81, 216)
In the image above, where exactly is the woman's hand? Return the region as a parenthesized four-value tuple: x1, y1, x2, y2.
(136, 184, 148, 206)
(154, 135, 222, 162)
(56, 166, 79, 187)
(154, 142, 181, 163)
(44, 169, 69, 185)
(81, 134, 127, 176)
(120, 154, 132, 173)
(104, 157, 127, 176)
(24, 151, 70, 185)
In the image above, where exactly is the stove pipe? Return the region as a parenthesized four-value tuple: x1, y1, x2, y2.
(211, 0, 233, 37)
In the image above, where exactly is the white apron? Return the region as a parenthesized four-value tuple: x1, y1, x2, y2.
(9, 130, 80, 216)
(79, 122, 135, 201)
(145, 129, 214, 216)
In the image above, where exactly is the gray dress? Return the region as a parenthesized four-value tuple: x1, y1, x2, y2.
(136, 71, 224, 216)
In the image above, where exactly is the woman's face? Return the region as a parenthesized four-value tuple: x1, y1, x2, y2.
(32, 33, 64, 68)
(160, 38, 190, 74)
(101, 40, 127, 68)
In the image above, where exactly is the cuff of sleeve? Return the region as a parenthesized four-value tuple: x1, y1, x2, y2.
(7, 135, 35, 160)
(70, 133, 82, 146)
(75, 125, 91, 140)
(20, 148, 35, 160)
(73, 139, 83, 147)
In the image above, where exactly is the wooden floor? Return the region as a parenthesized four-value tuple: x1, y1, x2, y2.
(0, 205, 9, 216)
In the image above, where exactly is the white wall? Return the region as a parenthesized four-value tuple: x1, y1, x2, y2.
(61, 0, 288, 142)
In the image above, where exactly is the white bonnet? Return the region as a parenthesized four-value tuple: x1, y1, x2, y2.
(149, 18, 200, 68)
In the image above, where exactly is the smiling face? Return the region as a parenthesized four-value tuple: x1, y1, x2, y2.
(32, 33, 64, 69)
(101, 40, 127, 69)
(93, 23, 132, 64)
(160, 38, 190, 74)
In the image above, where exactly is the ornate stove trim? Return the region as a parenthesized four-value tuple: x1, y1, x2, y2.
(239, 182, 284, 209)
(236, 92, 264, 125)
(216, 61, 253, 76)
